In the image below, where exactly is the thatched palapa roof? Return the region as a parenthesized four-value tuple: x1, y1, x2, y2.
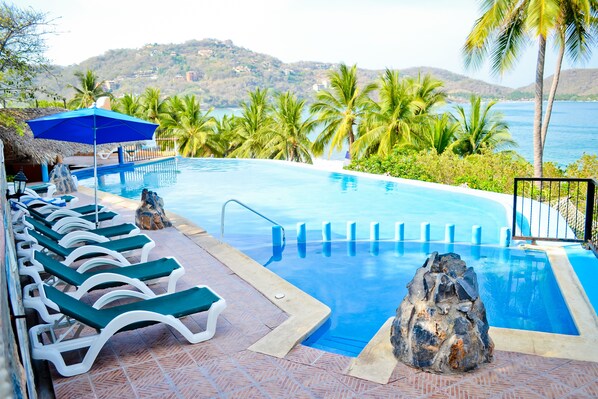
(0, 107, 135, 164)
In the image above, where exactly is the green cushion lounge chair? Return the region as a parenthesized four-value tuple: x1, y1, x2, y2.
(18, 215, 139, 243)
(12, 202, 118, 231)
(29, 282, 226, 376)
(22, 251, 185, 322)
(17, 228, 155, 264)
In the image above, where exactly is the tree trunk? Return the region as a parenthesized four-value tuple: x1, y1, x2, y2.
(533, 35, 546, 178)
(541, 40, 565, 149)
(348, 120, 355, 150)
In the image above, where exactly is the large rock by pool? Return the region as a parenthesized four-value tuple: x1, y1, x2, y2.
(390, 252, 494, 373)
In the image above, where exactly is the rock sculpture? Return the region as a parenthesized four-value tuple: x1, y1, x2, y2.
(390, 252, 493, 373)
(135, 189, 171, 230)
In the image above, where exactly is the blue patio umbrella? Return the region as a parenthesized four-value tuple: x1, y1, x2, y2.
(26, 105, 158, 225)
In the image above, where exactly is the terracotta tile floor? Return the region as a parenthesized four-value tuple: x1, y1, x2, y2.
(36, 194, 598, 398)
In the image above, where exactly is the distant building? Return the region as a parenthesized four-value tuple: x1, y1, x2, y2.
(186, 71, 198, 82)
(233, 65, 250, 74)
(312, 81, 329, 92)
(104, 80, 120, 91)
(198, 49, 213, 57)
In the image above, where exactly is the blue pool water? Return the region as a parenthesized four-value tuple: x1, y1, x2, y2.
(76, 158, 582, 356)
(245, 241, 577, 356)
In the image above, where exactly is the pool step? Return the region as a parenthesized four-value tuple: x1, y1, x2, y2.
(306, 334, 366, 357)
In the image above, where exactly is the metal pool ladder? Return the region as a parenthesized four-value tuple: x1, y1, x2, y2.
(220, 199, 286, 243)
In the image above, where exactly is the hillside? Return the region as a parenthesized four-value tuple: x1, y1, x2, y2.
(35, 38, 516, 107)
(514, 68, 598, 100)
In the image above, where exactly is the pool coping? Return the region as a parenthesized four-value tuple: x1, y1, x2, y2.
(347, 243, 598, 383)
(79, 182, 598, 385)
(79, 186, 331, 360)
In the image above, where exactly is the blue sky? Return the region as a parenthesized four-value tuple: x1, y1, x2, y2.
(17, 0, 598, 88)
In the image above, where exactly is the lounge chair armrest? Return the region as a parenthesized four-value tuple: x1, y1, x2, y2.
(74, 255, 132, 272)
(46, 184, 56, 197)
(74, 274, 155, 299)
(58, 231, 110, 247)
(19, 264, 44, 284)
(13, 224, 29, 242)
(64, 195, 79, 206)
(91, 288, 158, 308)
(44, 209, 82, 222)
(53, 218, 95, 233)
(22, 198, 66, 208)
(63, 245, 125, 265)
(23, 283, 61, 323)
(16, 240, 36, 260)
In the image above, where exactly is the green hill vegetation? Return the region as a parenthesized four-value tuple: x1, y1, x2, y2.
(513, 69, 598, 100)
(35, 39, 517, 107)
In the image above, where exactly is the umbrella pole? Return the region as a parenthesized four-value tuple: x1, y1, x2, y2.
(93, 118, 99, 228)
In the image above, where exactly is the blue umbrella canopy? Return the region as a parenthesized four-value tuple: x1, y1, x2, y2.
(25, 106, 158, 144)
(26, 106, 159, 225)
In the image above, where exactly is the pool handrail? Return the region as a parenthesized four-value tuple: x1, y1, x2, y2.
(221, 199, 286, 243)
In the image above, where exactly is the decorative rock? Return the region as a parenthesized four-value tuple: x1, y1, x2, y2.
(49, 163, 77, 194)
(135, 189, 171, 230)
(390, 252, 493, 374)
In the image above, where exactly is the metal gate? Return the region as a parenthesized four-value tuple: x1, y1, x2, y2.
(512, 177, 597, 255)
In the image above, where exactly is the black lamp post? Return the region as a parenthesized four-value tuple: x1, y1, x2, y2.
(6, 168, 28, 201)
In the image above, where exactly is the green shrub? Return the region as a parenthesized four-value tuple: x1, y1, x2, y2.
(565, 154, 598, 179)
(347, 148, 536, 194)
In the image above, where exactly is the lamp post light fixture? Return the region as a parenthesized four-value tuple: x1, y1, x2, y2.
(6, 168, 28, 201)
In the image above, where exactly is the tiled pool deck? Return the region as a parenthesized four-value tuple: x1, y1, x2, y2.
(38, 190, 598, 398)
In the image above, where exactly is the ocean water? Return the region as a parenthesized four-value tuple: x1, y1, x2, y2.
(211, 101, 598, 166)
(488, 101, 598, 166)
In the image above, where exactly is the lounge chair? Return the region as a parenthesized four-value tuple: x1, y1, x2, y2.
(13, 204, 119, 230)
(17, 228, 155, 264)
(29, 282, 226, 376)
(97, 147, 118, 160)
(11, 184, 79, 206)
(22, 251, 185, 322)
(13, 200, 106, 218)
(16, 216, 139, 243)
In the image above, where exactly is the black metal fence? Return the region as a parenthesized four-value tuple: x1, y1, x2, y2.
(121, 138, 177, 162)
(512, 177, 597, 253)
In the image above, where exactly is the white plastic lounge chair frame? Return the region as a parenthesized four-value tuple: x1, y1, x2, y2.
(29, 283, 226, 376)
(97, 147, 118, 160)
(12, 215, 139, 246)
(21, 254, 185, 323)
(16, 228, 155, 265)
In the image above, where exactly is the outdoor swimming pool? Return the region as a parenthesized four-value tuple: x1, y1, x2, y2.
(77, 158, 582, 356)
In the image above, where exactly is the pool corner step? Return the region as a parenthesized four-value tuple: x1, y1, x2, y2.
(347, 317, 397, 384)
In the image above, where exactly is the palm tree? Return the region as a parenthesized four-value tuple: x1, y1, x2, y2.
(353, 69, 416, 157)
(216, 114, 239, 156)
(140, 87, 169, 127)
(542, 1, 598, 148)
(404, 114, 458, 154)
(310, 64, 377, 158)
(67, 70, 111, 109)
(353, 70, 444, 157)
(269, 91, 315, 163)
(113, 93, 142, 117)
(463, 0, 597, 177)
(228, 88, 274, 158)
(409, 73, 446, 115)
(161, 94, 222, 157)
(453, 95, 516, 156)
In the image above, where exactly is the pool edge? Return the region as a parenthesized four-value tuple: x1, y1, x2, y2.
(80, 186, 598, 384)
(78, 186, 332, 360)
